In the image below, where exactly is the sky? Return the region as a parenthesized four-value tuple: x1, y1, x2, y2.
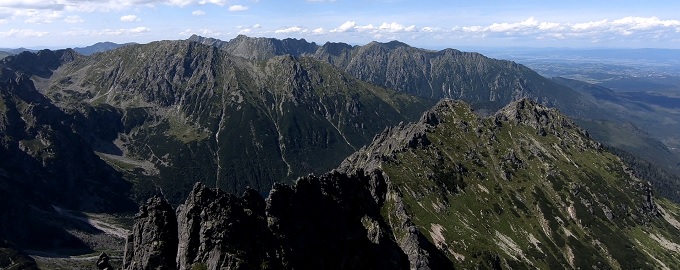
(1, 0, 680, 49)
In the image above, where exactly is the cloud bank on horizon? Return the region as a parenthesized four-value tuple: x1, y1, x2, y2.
(0, 0, 679, 49)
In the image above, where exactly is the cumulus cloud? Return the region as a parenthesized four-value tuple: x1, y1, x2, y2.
(192, 10, 205, 15)
(120, 14, 140, 22)
(454, 16, 680, 42)
(331, 21, 356, 32)
(312, 27, 325, 34)
(275, 26, 306, 34)
(571, 19, 609, 32)
(487, 17, 538, 32)
(331, 21, 417, 34)
(130, 26, 150, 32)
(378, 22, 416, 33)
(228, 5, 248, 11)
(23, 10, 63, 23)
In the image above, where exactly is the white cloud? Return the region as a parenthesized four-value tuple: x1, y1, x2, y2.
(378, 22, 416, 33)
(421, 26, 442, 33)
(197, 0, 227, 5)
(613, 16, 680, 30)
(448, 16, 680, 44)
(63, 15, 83, 23)
(98, 26, 150, 35)
(331, 21, 357, 32)
(0, 0, 231, 13)
(572, 19, 609, 32)
(23, 10, 63, 23)
(191, 10, 205, 15)
(0, 28, 49, 38)
(252, 23, 261, 28)
(331, 21, 418, 34)
(120, 14, 140, 22)
(0, 0, 65, 10)
(487, 17, 538, 32)
(356, 24, 375, 32)
(312, 27, 325, 34)
(275, 26, 306, 34)
(228, 5, 248, 11)
(129, 26, 150, 33)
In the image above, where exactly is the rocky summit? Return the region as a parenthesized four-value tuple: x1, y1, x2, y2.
(124, 99, 680, 269)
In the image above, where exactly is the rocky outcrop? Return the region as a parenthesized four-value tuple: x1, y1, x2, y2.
(126, 171, 423, 269)
(123, 196, 178, 270)
(0, 48, 79, 80)
(175, 183, 277, 270)
(263, 171, 414, 269)
(124, 99, 680, 269)
(189, 34, 319, 62)
(96, 252, 114, 270)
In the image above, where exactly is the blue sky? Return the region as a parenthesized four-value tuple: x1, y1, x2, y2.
(1, 0, 679, 49)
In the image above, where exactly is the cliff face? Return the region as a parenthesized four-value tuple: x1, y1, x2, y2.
(133, 172, 416, 270)
(124, 99, 680, 269)
(123, 196, 178, 270)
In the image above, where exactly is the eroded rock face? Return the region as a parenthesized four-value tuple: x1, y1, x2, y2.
(123, 196, 178, 270)
(124, 99, 679, 269)
(175, 183, 277, 270)
(126, 171, 417, 270)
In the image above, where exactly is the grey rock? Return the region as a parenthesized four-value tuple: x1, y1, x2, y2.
(96, 252, 114, 270)
(123, 196, 178, 270)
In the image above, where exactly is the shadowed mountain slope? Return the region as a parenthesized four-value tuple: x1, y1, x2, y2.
(3, 40, 433, 204)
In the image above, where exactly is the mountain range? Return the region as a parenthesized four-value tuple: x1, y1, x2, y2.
(189, 35, 680, 177)
(0, 35, 679, 268)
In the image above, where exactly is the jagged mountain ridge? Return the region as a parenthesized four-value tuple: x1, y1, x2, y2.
(189, 35, 680, 202)
(340, 98, 679, 268)
(190, 35, 595, 115)
(4, 40, 433, 204)
(124, 99, 680, 269)
(73, 41, 134, 56)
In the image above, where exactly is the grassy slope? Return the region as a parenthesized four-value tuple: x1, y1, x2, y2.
(376, 100, 680, 268)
